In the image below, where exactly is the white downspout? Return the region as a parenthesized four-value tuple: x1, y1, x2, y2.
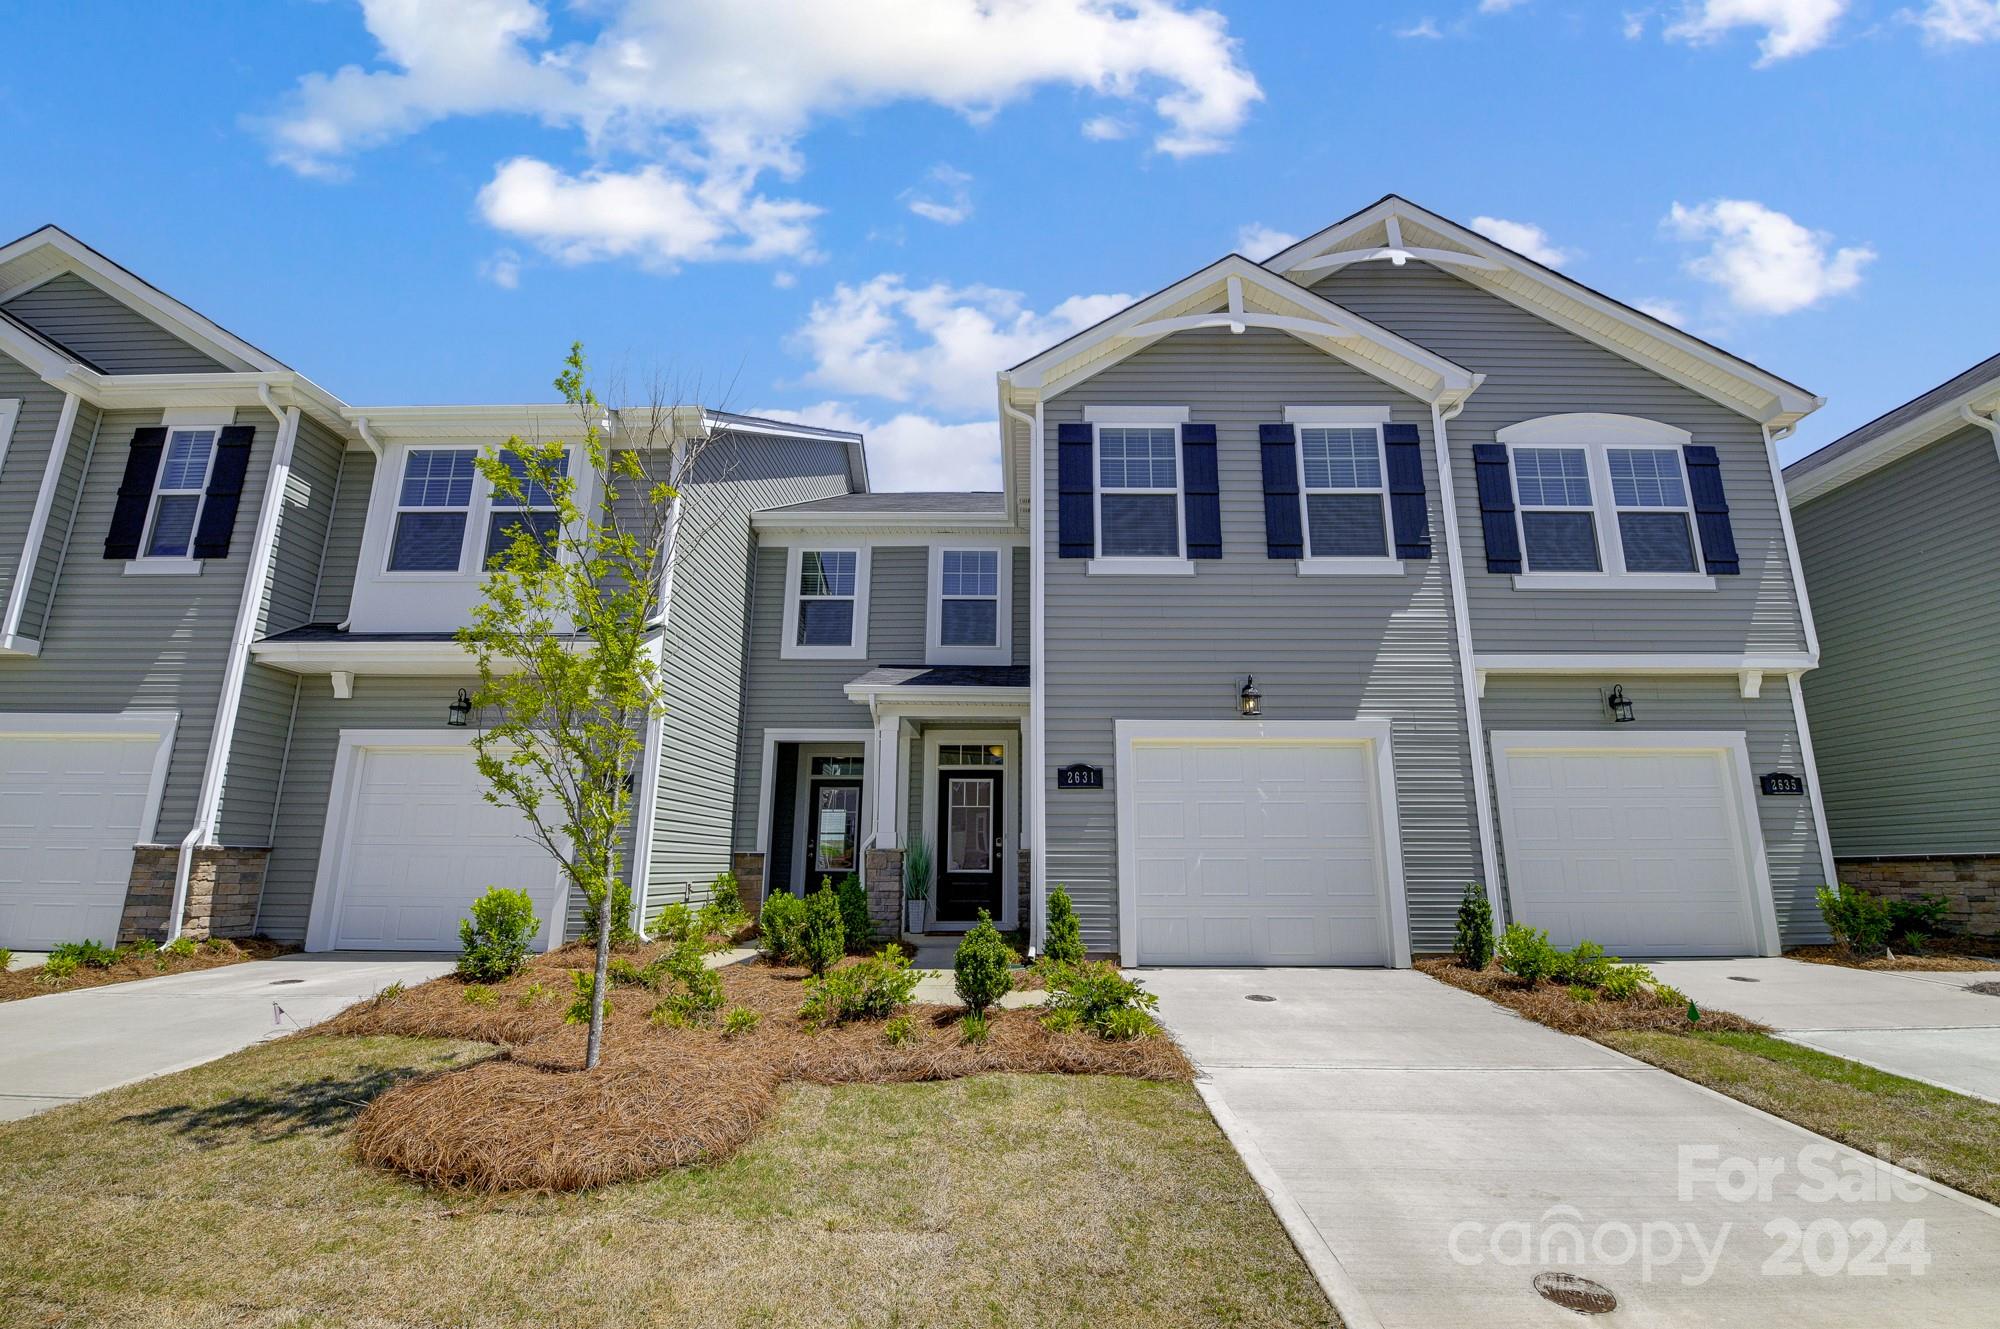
(1763, 420, 1820, 664)
(1959, 403, 2000, 463)
(999, 376, 1042, 956)
(164, 387, 300, 942)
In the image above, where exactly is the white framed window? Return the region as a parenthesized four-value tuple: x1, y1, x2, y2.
(1284, 406, 1406, 576)
(1081, 406, 1191, 575)
(1607, 448, 1699, 573)
(1512, 446, 1600, 573)
(386, 448, 477, 574)
(482, 448, 570, 567)
(140, 426, 218, 560)
(781, 545, 870, 659)
(926, 543, 1014, 665)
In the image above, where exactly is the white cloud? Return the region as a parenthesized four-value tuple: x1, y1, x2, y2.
(1396, 18, 1446, 37)
(754, 400, 1002, 491)
(1665, 199, 1875, 315)
(1664, 0, 1850, 64)
(1469, 216, 1576, 267)
(1081, 114, 1133, 141)
(1636, 298, 1688, 327)
(904, 165, 974, 226)
(772, 270, 798, 289)
(1624, 9, 1652, 38)
(479, 248, 522, 289)
(1907, 0, 2000, 42)
(263, 0, 1262, 268)
(1234, 223, 1299, 258)
(790, 275, 1131, 415)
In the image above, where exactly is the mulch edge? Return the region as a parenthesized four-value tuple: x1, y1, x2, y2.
(0, 938, 295, 1004)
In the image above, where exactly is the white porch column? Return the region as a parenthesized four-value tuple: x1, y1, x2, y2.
(874, 713, 904, 850)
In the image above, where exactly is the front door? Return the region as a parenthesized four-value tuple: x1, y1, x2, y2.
(803, 779, 862, 891)
(934, 771, 1003, 923)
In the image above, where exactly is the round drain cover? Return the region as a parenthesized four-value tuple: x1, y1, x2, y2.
(1727, 975, 1761, 983)
(1245, 994, 1277, 1003)
(1533, 1272, 1617, 1316)
(269, 979, 305, 986)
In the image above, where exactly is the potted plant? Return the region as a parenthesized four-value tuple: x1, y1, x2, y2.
(902, 838, 933, 935)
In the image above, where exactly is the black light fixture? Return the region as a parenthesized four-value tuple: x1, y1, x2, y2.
(1606, 685, 1636, 725)
(1239, 676, 1263, 718)
(447, 688, 473, 728)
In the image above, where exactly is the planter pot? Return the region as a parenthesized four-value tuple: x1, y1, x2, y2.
(904, 900, 926, 934)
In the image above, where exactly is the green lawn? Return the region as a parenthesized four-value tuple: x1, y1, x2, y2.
(0, 1035, 1338, 1328)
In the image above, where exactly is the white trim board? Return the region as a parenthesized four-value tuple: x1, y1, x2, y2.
(924, 539, 1014, 666)
(916, 726, 1021, 933)
(1111, 719, 1411, 970)
(1487, 728, 1783, 958)
(751, 727, 876, 856)
(0, 710, 179, 843)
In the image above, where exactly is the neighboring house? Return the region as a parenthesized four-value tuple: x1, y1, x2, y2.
(0, 224, 863, 952)
(1784, 356, 2000, 938)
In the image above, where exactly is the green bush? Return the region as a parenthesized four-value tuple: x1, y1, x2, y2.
(51, 940, 116, 970)
(1817, 884, 1893, 955)
(647, 934, 725, 1024)
(798, 883, 846, 977)
(518, 979, 551, 1008)
(38, 952, 80, 983)
(953, 912, 1015, 1015)
(462, 984, 498, 1007)
(1043, 960, 1160, 1038)
(1040, 1005, 1082, 1034)
(162, 936, 197, 960)
(1888, 894, 1952, 951)
(884, 1015, 915, 1045)
(457, 886, 540, 982)
(1495, 923, 1558, 983)
(1567, 984, 1598, 1003)
(1598, 963, 1654, 1001)
(607, 956, 655, 989)
(1042, 885, 1085, 966)
(710, 870, 744, 915)
(722, 1006, 761, 1037)
(699, 888, 748, 939)
(118, 939, 160, 963)
(201, 937, 231, 954)
(0, 948, 11, 971)
(834, 873, 873, 951)
(758, 892, 807, 963)
(1551, 939, 1616, 987)
(959, 1010, 991, 1044)
(564, 970, 610, 1025)
(1453, 882, 1494, 970)
(800, 945, 920, 1026)
(581, 879, 638, 948)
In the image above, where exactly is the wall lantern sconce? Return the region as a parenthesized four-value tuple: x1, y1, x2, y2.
(1606, 685, 1636, 725)
(1239, 676, 1264, 718)
(447, 688, 473, 728)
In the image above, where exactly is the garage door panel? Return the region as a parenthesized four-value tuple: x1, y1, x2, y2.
(0, 732, 163, 949)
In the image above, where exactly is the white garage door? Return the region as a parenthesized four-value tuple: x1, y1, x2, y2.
(0, 731, 164, 949)
(325, 746, 565, 951)
(1126, 738, 1395, 966)
(1495, 742, 1761, 957)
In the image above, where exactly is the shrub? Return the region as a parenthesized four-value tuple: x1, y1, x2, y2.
(564, 970, 610, 1026)
(1453, 883, 1494, 970)
(202, 937, 231, 954)
(119, 939, 160, 963)
(517, 979, 551, 1008)
(0, 948, 11, 971)
(650, 903, 698, 948)
(722, 1006, 761, 1037)
(1495, 924, 1558, 984)
(38, 953, 80, 984)
(959, 1010, 990, 1044)
(162, 936, 197, 960)
(834, 873, 873, 951)
(710, 870, 744, 915)
(1598, 964, 1654, 1002)
(1817, 884, 1893, 955)
(1043, 960, 1160, 1038)
(759, 892, 807, 963)
(607, 956, 655, 989)
(377, 981, 406, 1002)
(698, 888, 747, 940)
(1887, 894, 1952, 951)
(1551, 940, 1616, 987)
(1042, 885, 1085, 967)
(1040, 1005, 1082, 1034)
(953, 912, 1015, 1015)
(462, 984, 498, 1007)
(51, 940, 116, 970)
(798, 883, 846, 978)
(457, 886, 540, 983)
(1567, 985, 1598, 1003)
(884, 1015, 915, 1045)
(581, 879, 638, 948)
(800, 945, 919, 1026)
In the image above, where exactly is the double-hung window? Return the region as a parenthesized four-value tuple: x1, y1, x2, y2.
(1607, 448, 1698, 573)
(939, 549, 999, 647)
(483, 449, 569, 567)
(1299, 425, 1390, 559)
(142, 427, 217, 559)
(1096, 425, 1182, 558)
(796, 550, 859, 647)
(388, 448, 476, 573)
(1513, 446, 1600, 572)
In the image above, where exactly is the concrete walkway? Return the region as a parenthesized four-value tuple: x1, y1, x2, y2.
(1149, 967, 2000, 1329)
(1652, 957, 2000, 1104)
(0, 952, 453, 1121)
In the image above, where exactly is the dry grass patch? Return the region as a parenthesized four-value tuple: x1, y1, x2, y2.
(0, 1034, 1335, 1329)
(1786, 941, 2000, 972)
(324, 942, 1191, 1192)
(1415, 956, 1767, 1036)
(0, 937, 291, 1002)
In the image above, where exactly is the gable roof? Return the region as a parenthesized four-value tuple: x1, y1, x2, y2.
(0, 225, 287, 374)
(1265, 196, 1822, 432)
(1784, 353, 2000, 505)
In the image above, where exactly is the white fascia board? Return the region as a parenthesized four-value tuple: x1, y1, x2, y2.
(1474, 653, 1818, 675)
(841, 684, 1029, 711)
(251, 640, 502, 676)
(55, 369, 356, 440)
(1784, 383, 2000, 506)
(339, 402, 598, 440)
(750, 510, 1021, 536)
(0, 318, 80, 379)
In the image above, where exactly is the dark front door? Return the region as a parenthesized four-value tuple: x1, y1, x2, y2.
(803, 779, 862, 891)
(934, 771, 1003, 923)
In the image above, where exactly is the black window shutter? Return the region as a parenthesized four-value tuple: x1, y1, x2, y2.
(1682, 444, 1739, 575)
(1472, 443, 1522, 574)
(1181, 423, 1221, 559)
(1057, 422, 1095, 559)
(191, 425, 256, 560)
(104, 427, 167, 560)
(1259, 423, 1303, 559)
(1382, 422, 1430, 559)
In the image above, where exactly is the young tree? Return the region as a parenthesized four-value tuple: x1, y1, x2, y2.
(457, 344, 714, 1070)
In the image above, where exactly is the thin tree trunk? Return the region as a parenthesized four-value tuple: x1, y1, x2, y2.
(585, 859, 613, 1071)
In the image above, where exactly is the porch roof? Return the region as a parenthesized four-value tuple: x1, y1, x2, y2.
(843, 664, 1029, 712)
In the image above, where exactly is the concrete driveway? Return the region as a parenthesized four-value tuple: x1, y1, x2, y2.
(1150, 967, 2000, 1329)
(0, 952, 453, 1121)
(1651, 957, 2000, 1104)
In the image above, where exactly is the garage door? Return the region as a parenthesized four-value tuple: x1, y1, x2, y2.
(0, 731, 164, 949)
(1494, 741, 1761, 957)
(324, 746, 565, 951)
(1125, 738, 1395, 966)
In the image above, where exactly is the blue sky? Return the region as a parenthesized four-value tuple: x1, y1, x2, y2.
(3, 0, 1995, 488)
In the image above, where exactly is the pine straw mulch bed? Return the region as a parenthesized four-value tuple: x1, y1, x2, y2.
(320, 942, 1192, 1194)
(0, 937, 293, 1002)
(1785, 939, 2000, 972)
(1413, 956, 1768, 1037)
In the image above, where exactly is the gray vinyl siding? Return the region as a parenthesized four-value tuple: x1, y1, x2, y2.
(261, 416, 346, 634)
(0, 407, 278, 839)
(311, 449, 373, 622)
(0, 350, 75, 622)
(22, 398, 101, 636)
(644, 435, 852, 916)
(2, 273, 228, 374)
(1478, 674, 1831, 945)
(1795, 426, 2000, 856)
(1313, 263, 1807, 655)
(1041, 328, 1482, 956)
